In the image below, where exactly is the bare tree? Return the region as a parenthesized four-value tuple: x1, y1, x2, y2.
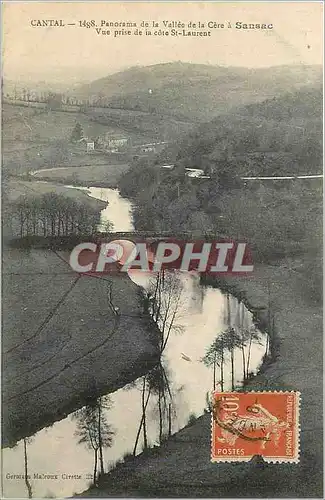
(73, 396, 115, 485)
(132, 360, 174, 456)
(147, 272, 182, 441)
(23, 437, 33, 498)
(133, 272, 183, 454)
(201, 335, 226, 391)
(12, 193, 100, 238)
(132, 375, 152, 456)
(233, 300, 262, 380)
(148, 270, 184, 352)
(243, 325, 262, 379)
(148, 363, 173, 444)
(226, 294, 235, 390)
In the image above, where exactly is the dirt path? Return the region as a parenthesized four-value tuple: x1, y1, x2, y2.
(80, 257, 322, 498)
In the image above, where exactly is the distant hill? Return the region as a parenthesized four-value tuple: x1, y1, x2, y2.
(75, 62, 322, 121)
(158, 85, 322, 176)
(2, 79, 86, 95)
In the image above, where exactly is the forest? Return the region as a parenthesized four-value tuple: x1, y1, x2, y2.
(156, 86, 322, 176)
(118, 87, 322, 304)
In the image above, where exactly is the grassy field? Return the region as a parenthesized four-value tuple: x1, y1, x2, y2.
(2, 246, 160, 448)
(2, 103, 124, 145)
(2, 103, 143, 178)
(80, 255, 322, 498)
(32, 163, 130, 188)
(3, 104, 108, 171)
(5, 178, 105, 206)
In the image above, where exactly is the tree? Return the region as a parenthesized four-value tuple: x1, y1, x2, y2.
(70, 122, 84, 143)
(12, 193, 100, 238)
(132, 361, 174, 455)
(202, 334, 227, 391)
(13, 197, 31, 237)
(102, 220, 114, 232)
(148, 271, 182, 442)
(133, 271, 183, 455)
(73, 396, 114, 485)
(202, 294, 246, 391)
(235, 301, 248, 381)
(133, 375, 151, 455)
(243, 325, 262, 379)
(148, 270, 183, 352)
(147, 362, 173, 445)
(232, 299, 262, 381)
(222, 326, 242, 390)
(226, 293, 235, 390)
(46, 92, 63, 110)
(45, 140, 69, 167)
(23, 437, 33, 498)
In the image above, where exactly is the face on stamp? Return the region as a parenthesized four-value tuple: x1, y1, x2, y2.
(211, 391, 300, 463)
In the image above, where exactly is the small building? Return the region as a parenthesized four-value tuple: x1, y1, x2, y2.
(78, 137, 95, 153)
(86, 141, 95, 153)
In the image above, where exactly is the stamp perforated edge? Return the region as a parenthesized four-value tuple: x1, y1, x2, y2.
(210, 391, 301, 464)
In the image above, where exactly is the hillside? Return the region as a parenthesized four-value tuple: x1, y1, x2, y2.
(2, 103, 109, 145)
(2, 101, 194, 174)
(158, 85, 322, 176)
(76, 62, 322, 121)
(118, 85, 322, 267)
(2, 103, 134, 175)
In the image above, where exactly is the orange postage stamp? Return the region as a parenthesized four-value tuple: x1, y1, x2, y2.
(211, 391, 300, 463)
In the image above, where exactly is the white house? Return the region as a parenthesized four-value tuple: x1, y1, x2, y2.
(78, 137, 95, 153)
(86, 142, 95, 153)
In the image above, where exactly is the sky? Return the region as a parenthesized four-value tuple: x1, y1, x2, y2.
(2, 2, 323, 83)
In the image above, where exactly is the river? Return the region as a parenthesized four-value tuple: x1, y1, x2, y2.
(3, 184, 267, 498)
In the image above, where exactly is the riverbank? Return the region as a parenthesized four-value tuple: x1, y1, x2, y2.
(79, 254, 322, 498)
